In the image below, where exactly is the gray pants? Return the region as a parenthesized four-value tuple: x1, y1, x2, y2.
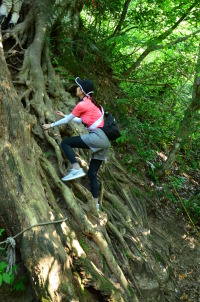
(81, 128, 110, 161)
(0, 0, 23, 23)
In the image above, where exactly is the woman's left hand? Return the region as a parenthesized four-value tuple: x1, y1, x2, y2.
(55, 111, 65, 117)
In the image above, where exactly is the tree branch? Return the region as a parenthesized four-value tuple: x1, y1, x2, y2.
(155, 27, 200, 51)
(112, 0, 132, 37)
(112, 76, 173, 86)
(123, 1, 197, 76)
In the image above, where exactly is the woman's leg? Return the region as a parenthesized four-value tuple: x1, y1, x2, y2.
(87, 159, 102, 199)
(61, 136, 90, 181)
(61, 137, 103, 209)
(61, 136, 89, 164)
(0, 1, 12, 17)
(10, 0, 23, 25)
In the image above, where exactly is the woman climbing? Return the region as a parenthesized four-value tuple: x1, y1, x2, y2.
(42, 77, 110, 211)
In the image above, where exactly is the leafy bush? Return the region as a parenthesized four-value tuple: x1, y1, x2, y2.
(0, 261, 14, 286)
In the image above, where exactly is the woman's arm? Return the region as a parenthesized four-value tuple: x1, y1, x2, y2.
(42, 113, 75, 130)
(51, 113, 75, 127)
(72, 117, 82, 123)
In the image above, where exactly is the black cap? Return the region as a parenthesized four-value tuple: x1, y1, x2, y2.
(75, 77, 94, 96)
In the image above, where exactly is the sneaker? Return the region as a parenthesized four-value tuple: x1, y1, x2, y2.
(61, 168, 86, 181)
(96, 204, 100, 212)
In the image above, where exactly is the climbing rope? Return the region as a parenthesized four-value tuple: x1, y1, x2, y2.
(172, 185, 200, 241)
(0, 217, 68, 274)
(5, 237, 16, 274)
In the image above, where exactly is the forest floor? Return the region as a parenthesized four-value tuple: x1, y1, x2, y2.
(149, 207, 200, 302)
(147, 166, 200, 302)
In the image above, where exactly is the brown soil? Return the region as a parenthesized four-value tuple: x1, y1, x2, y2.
(149, 206, 200, 302)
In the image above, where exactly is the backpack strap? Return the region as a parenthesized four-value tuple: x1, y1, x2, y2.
(88, 106, 104, 130)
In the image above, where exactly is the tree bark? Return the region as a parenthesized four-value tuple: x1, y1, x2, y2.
(0, 29, 80, 301)
(112, 0, 132, 37)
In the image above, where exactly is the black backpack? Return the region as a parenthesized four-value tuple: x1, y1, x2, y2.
(102, 112, 121, 141)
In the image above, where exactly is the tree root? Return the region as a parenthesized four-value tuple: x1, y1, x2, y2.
(107, 221, 143, 265)
(40, 156, 137, 300)
(44, 131, 65, 175)
(38, 162, 126, 301)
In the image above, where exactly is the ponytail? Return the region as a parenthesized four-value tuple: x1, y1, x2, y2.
(88, 95, 101, 111)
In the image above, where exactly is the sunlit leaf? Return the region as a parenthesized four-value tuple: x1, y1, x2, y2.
(3, 273, 11, 284)
(0, 262, 7, 273)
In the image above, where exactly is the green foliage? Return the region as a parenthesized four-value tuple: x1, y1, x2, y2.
(161, 180, 200, 224)
(12, 276, 27, 291)
(114, 94, 178, 169)
(0, 231, 15, 287)
(0, 229, 5, 236)
(45, 151, 56, 159)
(173, 188, 200, 224)
(0, 262, 13, 286)
(169, 176, 188, 189)
(0, 254, 15, 286)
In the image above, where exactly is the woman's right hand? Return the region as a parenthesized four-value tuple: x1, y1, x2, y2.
(55, 111, 65, 117)
(42, 124, 51, 130)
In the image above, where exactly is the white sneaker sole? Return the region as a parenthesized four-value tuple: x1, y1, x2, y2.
(61, 171, 86, 181)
